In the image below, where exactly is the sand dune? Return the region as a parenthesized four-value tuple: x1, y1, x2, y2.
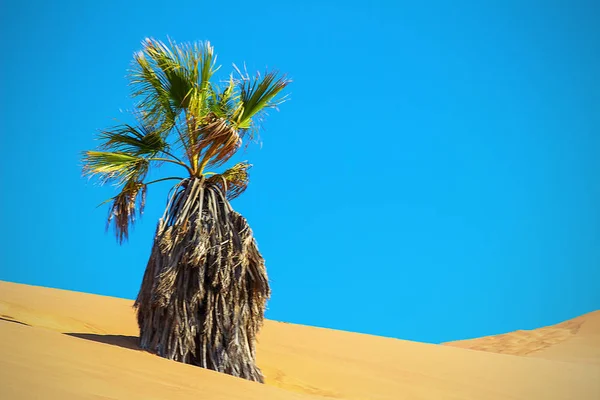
(444, 310, 600, 366)
(0, 281, 598, 400)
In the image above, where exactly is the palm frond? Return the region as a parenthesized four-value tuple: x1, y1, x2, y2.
(132, 38, 223, 162)
(136, 176, 269, 381)
(207, 76, 237, 121)
(98, 124, 168, 157)
(206, 162, 251, 200)
(134, 38, 219, 115)
(83, 151, 149, 186)
(196, 116, 241, 171)
(144, 38, 195, 109)
(234, 71, 290, 132)
(106, 179, 147, 244)
(130, 48, 177, 130)
(198, 41, 218, 91)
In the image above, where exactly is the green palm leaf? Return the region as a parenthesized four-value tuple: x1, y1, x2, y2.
(235, 70, 290, 131)
(98, 124, 168, 157)
(83, 151, 149, 186)
(206, 76, 237, 121)
(130, 49, 176, 130)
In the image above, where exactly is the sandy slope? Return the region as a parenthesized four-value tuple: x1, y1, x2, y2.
(444, 310, 600, 366)
(0, 281, 598, 400)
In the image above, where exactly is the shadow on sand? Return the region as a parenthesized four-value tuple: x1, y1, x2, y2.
(65, 333, 141, 351)
(0, 316, 31, 326)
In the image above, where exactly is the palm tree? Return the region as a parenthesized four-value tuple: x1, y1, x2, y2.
(82, 38, 289, 383)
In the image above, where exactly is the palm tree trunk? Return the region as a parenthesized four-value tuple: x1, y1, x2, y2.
(134, 177, 270, 382)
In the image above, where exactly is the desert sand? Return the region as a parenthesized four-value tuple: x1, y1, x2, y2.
(0, 280, 598, 399)
(443, 310, 600, 366)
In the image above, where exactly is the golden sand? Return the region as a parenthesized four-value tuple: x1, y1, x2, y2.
(1, 281, 598, 399)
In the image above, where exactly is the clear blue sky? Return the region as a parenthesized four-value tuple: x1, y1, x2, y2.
(1, 0, 598, 344)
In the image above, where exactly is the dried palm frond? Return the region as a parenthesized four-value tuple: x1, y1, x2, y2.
(135, 177, 269, 382)
(207, 162, 251, 201)
(195, 116, 242, 170)
(106, 180, 147, 244)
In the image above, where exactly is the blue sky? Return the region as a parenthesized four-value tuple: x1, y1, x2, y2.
(1, 0, 598, 344)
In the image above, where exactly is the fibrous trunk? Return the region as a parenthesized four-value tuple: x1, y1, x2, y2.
(134, 177, 270, 382)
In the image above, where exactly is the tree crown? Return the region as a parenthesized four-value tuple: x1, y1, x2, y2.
(82, 38, 290, 243)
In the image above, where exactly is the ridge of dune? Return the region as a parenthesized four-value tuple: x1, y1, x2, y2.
(443, 311, 600, 366)
(0, 280, 599, 400)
